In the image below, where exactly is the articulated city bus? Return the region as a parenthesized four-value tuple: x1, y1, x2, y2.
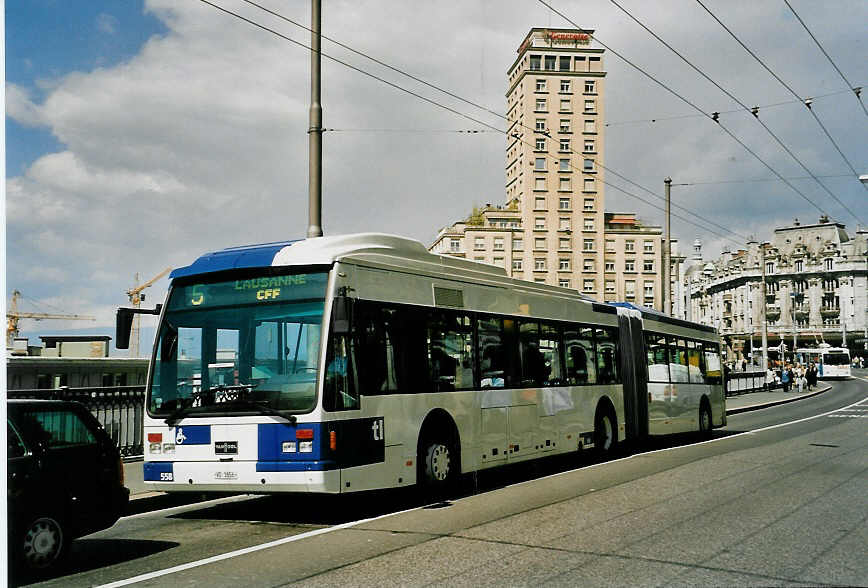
(795, 346, 851, 379)
(120, 233, 725, 494)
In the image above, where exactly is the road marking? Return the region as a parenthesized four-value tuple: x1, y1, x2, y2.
(100, 391, 868, 587)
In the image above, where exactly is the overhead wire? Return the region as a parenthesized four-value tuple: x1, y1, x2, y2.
(536, 0, 840, 223)
(783, 0, 868, 119)
(199, 0, 749, 246)
(694, 0, 868, 196)
(602, 0, 864, 225)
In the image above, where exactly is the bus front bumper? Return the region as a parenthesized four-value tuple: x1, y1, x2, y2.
(144, 460, 343, 493)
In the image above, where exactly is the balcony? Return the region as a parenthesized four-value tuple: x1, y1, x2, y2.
(794, 309, 810, 321)
(820, 307, 840, 318)
(766, 305, 781, 321)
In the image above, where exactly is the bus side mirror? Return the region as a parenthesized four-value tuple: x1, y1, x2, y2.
(332, 296, 354, 335)
(116, 304, 163, 349)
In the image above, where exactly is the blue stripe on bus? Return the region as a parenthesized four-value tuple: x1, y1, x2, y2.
(255, 460, 339, 472)
(258, 423, 326, 461)
(143, 461, 174, 481)
(174, 425, 211, 445)
(169, 240, 302, 279)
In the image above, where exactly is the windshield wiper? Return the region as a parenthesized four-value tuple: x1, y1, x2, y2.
(224, 398, 297, 424)
(165, 401, 197, 427)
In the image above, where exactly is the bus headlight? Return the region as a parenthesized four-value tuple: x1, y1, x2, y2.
(282, 441, 297, 453)
(299, 441, 313, 453)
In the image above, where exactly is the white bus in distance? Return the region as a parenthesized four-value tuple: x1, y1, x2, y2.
(795, 346, 851, 379)
(120, 233, 725, 494)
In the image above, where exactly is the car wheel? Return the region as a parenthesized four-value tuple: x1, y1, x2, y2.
(594, 407, 617, 455)
(20, 516, 67, 570)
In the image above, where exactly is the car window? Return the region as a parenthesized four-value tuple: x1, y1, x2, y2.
(17, 409, 97, 449)
(7, 422, 28, 458)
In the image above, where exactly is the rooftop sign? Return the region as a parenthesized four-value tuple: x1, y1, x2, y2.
(518, 29, 592, 53)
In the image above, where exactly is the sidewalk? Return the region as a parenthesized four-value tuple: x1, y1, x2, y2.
(122, 381, 834, 508)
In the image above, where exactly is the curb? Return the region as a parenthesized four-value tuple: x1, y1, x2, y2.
(725, 384, 831, 415)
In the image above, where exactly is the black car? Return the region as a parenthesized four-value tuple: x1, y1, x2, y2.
(7, 400, 130, 574)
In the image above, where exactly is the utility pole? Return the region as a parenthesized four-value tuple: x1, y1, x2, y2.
(307, 0, 323, 238)
(663, 177, 672, 315)
(760, 244, 769, 372)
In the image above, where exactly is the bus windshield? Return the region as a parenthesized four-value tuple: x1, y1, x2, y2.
(148, 272, 329, 420)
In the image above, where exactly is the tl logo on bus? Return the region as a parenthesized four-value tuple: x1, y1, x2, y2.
(371, 418, 385, 441)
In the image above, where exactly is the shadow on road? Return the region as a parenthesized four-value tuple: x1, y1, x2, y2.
(10, 539, 178, 587)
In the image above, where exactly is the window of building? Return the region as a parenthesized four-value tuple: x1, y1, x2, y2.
(584, 178, 595, 192)
(560, 218, 571, 231)
(513, 238, 523, 251)
(559, 158, 570, 172)
(625, 280, 636, 298)
(583, 198, 594, 211)
(625, 259, 635, 272)
(493, 257, 504, 267)
(824, 258, 833, 271)
(493, 237, 504, 251)
(535, 78, 546, 91)
(559, 197, 570, 210)
(535, 98, 547, 111)
(535, 217, 545, 230)
(545, 56, 556, 71)
(530, 55, 541, 70)
(559, 177, 571, 191)
(605, 280, 616, 293)
(536, 118, 546, 132)
(535, 137, 546, 151)
(474, 256, 485, 262)
(766, 262, 775, 274)
(584, 259, 595, 272)
(560, 79, 571, 93)
(605, 239, 615, 252)
(584, 80, 595, 93)
(643, 259, 654, 272)
(625, 240, 635, 252)
(559, 237, 571, 250)
(559, 279, 571, 288)
(559, 56, 571, 71)
(584, 119, 595, 133)
(560, 99, 571, 112)
(583, 279, 595, 292)
(535, 177, 546, 190)
(535, 157, 546, 170)
(583, 139, 594, 153)
(535, 196, 546, 209)
(560, 119, 571, 133)
(535, 258, 546, 270)
(559, 259, 571, 271)
(449, 238, 460, 252)
(559, 138, 570, 152)
(794, 260, 803, 272)
(583, 218, 594, 231)
(512, 259, 523, 271)
(583, 159, 594, 172)
(644, 282, 654, 300)
(605, 260, 615, 272)
(535, 237, 546, 249)
(474, 237, 485, 250)
(643, 240, 654, 253)
(584, 99, 595, 113)
(583, 239, 594, 251)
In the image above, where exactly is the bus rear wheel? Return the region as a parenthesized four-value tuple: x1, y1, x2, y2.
(594, 407, 617, 455)
(699, 402, 713, 438)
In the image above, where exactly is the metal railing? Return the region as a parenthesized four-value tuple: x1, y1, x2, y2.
(725, 370, 769, 396)
(8, 385, 145, 457)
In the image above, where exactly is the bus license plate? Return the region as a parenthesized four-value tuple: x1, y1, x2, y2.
(215, 471, 238, 480)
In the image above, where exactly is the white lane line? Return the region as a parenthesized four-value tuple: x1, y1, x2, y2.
(100, 393, 868, 587)
(97, 503, 424, 588)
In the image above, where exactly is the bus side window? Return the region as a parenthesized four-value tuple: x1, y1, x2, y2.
(478, 316, 506, 389)
(646, 333, 669, 383)
(518, 321, 546, 387)
(687, 340, 704, 384)
(564, 327, 596, 385)
(426, 311, 474, 392)
(324, 331, 358, 411)
(703, 342, 722, 384)
(596, 328, 619, 384)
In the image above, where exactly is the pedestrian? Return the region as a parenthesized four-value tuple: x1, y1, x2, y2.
(797, 365, 805, 394)
(787, 365, 795, 392)
(781, 365, 790, 392)
(808, 363, 818, 390)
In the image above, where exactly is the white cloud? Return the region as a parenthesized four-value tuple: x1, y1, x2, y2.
(5, 83, 45, 127)
(96, 13, 119, 35)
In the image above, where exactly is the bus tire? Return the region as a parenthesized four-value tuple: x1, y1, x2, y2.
(419, 437, 455, 489)
(698, 400, 713, 438)
(594, 404, 617, 455)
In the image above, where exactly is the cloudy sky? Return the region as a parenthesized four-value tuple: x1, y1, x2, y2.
(6, 0, 867, 351)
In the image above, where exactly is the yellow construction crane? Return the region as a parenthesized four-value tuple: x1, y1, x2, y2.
(6, 290, 96, 347)
(126, 268, 171, 357)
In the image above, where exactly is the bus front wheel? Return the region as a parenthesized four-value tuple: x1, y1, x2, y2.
(699, 401, 713, 438)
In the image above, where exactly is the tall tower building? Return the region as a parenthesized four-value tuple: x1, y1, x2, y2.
(505, 28, 606, 291)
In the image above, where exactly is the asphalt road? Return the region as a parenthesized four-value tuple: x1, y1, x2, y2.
(19, 372, 868, 587)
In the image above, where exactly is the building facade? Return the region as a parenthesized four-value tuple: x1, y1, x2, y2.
(429, 28, 667, 311)
(679, 217, 868, 358)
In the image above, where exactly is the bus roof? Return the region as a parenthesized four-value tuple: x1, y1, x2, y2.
(611, 302, 718, 335)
